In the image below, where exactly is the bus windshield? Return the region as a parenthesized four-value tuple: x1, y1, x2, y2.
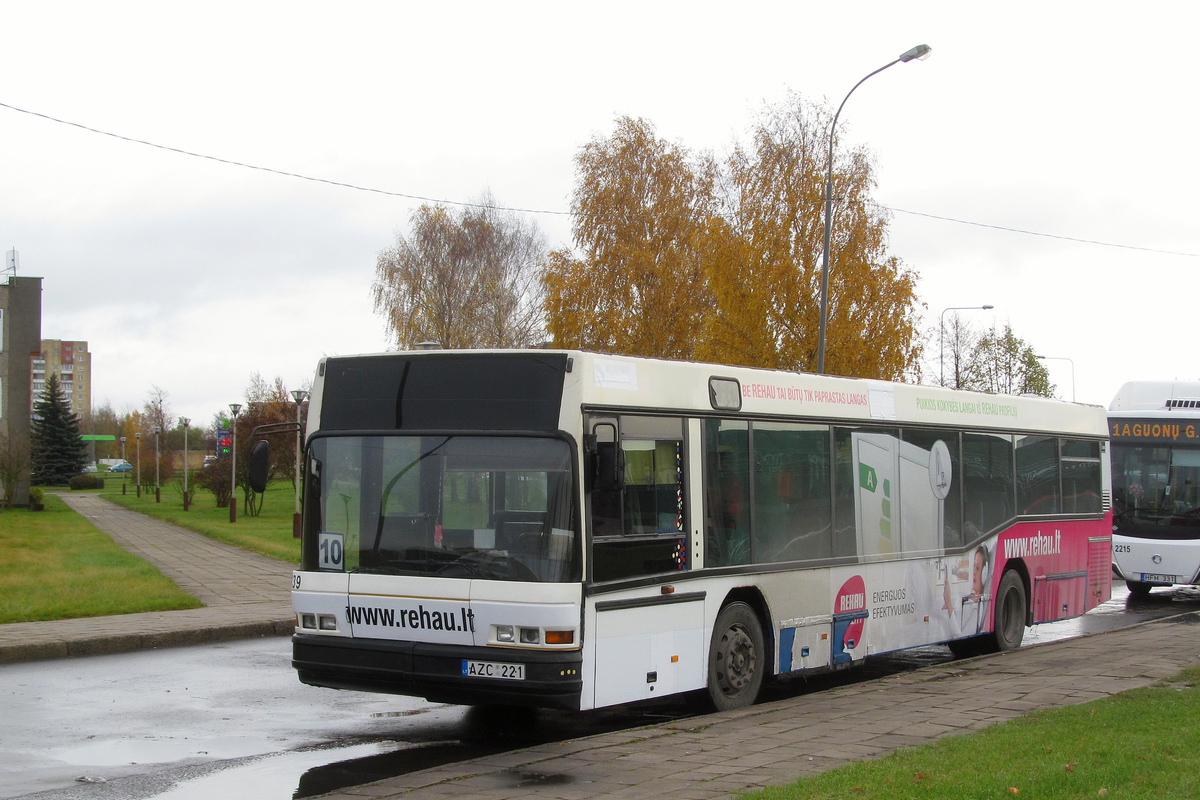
(1112, 443, 1200, 539)
(309, 435, 578, 582)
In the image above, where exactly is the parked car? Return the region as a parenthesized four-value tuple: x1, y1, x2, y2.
(203, 455, 218, 468)
(109, 461, 133, 473)
(81, 464, 98, 473)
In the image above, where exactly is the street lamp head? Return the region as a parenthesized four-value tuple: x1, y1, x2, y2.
(135, 432, 140, 440)
(291, 389, 309, 404)
(982, 304, 994, 310)
(229, 403, 243, 417)
(899, 44, 932, 62)
(179, 417, 190, 428)
(120, 436, 126, 444)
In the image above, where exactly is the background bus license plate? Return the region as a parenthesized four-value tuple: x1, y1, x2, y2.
(462, 660, 525, 680)
(1141, 573, 1175, 583)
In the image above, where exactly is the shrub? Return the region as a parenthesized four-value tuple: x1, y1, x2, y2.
(28, 487, 43, 505)
(68, 474, 105, 491)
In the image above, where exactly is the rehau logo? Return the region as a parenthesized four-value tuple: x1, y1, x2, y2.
(346, 603, 475, 633)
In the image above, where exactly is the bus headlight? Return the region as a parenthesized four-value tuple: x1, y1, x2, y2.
(495, 624, 515, 643)
(519, 627, 540, 644)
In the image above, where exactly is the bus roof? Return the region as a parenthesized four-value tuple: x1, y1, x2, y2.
(314, 350, 1107, 438)
(1109, 381, 1200, 414)
(566, 351, 1106, 436)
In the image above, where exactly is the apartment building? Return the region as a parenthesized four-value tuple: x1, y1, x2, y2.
(34, 340, 91, 417)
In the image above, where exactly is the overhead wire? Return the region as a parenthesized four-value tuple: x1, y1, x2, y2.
(2, 99, 1195, 257)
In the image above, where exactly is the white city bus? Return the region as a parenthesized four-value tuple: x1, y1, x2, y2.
(1109, 381, 1200, 595)
(280, 350, 1112, 711)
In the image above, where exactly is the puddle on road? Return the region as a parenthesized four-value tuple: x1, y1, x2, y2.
(53, 734, 276, 768)
(80, 739, 506, 800)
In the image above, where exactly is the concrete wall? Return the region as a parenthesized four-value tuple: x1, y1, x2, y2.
(0, 276, 43, 505)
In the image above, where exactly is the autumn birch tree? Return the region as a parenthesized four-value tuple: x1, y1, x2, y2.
(542, 100, 922, 380)
(702, 94, 921, 377)
(373, 191, 547, 349)
(541, 117, 715, 359)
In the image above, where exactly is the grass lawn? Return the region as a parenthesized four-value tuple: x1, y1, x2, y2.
(101, 481, 301, 563)
(742, 665, 1200, 800)
(0, 493, 203, 623)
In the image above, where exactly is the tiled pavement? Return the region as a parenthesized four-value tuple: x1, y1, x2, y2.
(313, 613, 1200, 799)
(2, 494, 1198, 798)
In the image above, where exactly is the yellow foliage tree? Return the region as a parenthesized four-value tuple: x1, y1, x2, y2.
(543, 98, 923, 381)
(542, 117, 715, 360)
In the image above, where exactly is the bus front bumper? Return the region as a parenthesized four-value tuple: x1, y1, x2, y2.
(292, 634, 584, 710)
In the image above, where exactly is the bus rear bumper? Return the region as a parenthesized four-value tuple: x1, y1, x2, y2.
(292, 634, 584, 710)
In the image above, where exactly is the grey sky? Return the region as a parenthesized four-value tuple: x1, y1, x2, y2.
(2, 1, 1196, 427)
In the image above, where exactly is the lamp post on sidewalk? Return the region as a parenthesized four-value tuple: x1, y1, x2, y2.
(291, 389, 308, 539)
(229, 404, 242, 523)
(1036, 355, 1075, 401)
(154, 428, 161, 503)
(180, 417, 190, 511)
(817, 43, 932, 375)
(135, 432, 141, 498)
(120, 436, 126, 495)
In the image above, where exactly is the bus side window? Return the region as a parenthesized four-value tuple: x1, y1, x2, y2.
(752, 421, 832, 564)
(1016, 434, 1061, 515)
(591, 416, 690, 582)
(902, 428, 963, 549)
(1061, 439, 1103, 514)
(962, 432, 1014, 539)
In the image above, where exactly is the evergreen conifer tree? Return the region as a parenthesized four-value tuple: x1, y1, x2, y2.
(31, 373, 87, 484)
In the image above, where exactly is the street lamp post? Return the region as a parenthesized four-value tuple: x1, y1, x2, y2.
(135, 432, 141, 498)
(817, 43, 931, 375)
(291, 389, 308, 539)
(229, 404, 242, 523)
(940, 304, 995, 387)
(180, 417, 190, 511)
(120, 436, 126, 495)
(154, 428, 161, 503)
(1036, 355, 1076, 402)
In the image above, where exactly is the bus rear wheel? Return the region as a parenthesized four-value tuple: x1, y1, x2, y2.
(992, 569, 1027, 651)
(1126, 580, 1153, 596)
(706, 602, 764, 712)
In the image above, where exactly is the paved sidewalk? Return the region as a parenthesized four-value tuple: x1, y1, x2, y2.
(319, 613, 1200, 800)
(0, 493, 295, 664)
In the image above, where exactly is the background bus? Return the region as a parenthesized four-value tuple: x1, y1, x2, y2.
(1109, 381, 1200, 594)
(280, 350, 1112, 712)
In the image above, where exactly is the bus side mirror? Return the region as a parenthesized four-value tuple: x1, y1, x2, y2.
(249, 440, 271, 494)
(589, 422, 624, 493)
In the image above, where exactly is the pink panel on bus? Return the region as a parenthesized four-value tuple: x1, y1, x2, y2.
(993, 516, 1112, 624)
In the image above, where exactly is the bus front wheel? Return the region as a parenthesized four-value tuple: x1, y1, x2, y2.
(992, 569, 1027, 651)
(706, 602, 764, 712)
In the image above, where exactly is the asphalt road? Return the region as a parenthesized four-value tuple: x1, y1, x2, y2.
(4, 582, 1197, 800)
